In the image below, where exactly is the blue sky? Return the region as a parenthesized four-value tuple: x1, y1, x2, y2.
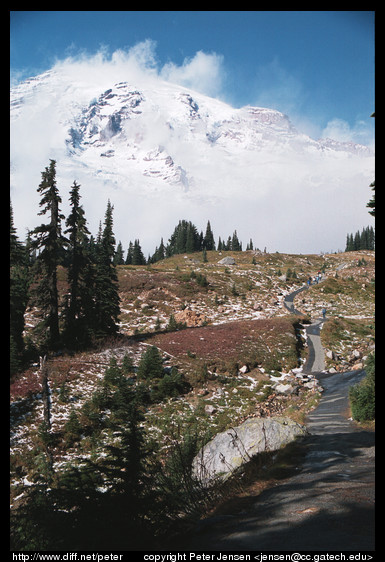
(10, 10, 375, 145)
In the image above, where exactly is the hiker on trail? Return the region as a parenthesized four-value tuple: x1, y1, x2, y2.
(322, 308, 326, 319)
(307, 277, 312, 287)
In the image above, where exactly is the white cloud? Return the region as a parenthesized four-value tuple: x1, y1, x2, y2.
(48, 42, 226, 101)
(321, 117, 374, 148)
(160, 51, 225, 98)
(252, 57, 305, 116)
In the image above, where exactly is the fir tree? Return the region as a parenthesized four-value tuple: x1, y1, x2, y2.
(367, 181, 375, 217)
(93, 201, 121, 337)
(137, 346, 164, 380)
(62, 181, 94, 349)
(114, 241, 125, 265)
(150, 237, 166, 263)
(345, 225, 375, 252)
(132, 239, 146, 265)
(231, 230, 242, 251)
(30, 160, 66, 350)
(10, 202, 30, 372)
(125, 241, 134, 265)
(168, 220, 201, 255)
(203, 220, 215, 250)
(246, 238, 254, 251)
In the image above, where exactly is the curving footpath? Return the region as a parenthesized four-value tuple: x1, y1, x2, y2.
(177, 282, 375, 551)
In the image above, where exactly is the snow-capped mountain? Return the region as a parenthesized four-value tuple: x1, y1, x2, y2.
(10, 68, 374, 255)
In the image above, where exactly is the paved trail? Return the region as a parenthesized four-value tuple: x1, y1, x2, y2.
(175, 284, 375, 552)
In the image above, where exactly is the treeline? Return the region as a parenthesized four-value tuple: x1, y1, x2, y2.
(345, 225, 375, 252)
(115, 219, 254, 266)
(10, 160, 259, 373)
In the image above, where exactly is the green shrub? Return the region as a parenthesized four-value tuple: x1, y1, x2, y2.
(349, 353, 375, 421)
(63, 409, 82, 446)
(151, 368, 191, 402)
(137, 346, 164, 380)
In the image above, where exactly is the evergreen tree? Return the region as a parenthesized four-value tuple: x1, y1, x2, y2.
(345, 226, 375, 252)
(62, 181, 94, 349)
(125, 241, 134, 265)
(30, 160, 66, 350)
(203, 220, 215, 250)
(367, 181, 375, 217)
(168, 220, 201, 255)
(132, 239, 146, 265)
(10, 202, 30, 373)
(93, 201, 121, 337)
(367, 225, 375, 250)
(114, 241, 125, 265)
(185, 224, 196, 253)
(231, 230, 242, 251)
(149, 238, 167, 264)
(137, 346, 164, 380)
(157, 237, 165, 261)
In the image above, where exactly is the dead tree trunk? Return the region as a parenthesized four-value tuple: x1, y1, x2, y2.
(40, 355, 51, 430)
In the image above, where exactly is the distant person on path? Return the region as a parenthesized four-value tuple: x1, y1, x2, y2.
(307, 277, 312, 287)
(322, 307, 326, 319)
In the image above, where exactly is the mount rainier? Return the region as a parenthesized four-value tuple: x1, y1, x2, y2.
(10, 67, 374, 255)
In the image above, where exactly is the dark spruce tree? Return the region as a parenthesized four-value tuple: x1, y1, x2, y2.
(10, 201, 30, 374)
(203, 220, 215, 251)
(168, 220, 201, 255)
(132, 239, 146, 265)
(345, 225, 375, 252)
(231, 230, 242, 251)
(114, 241, 125, 265)
(367, 181, 375, 217)
(30, 160, 66, 350)
(62, 181, 95, 349)
(125, 241, 134, 265)
(93, 200, 121, 338)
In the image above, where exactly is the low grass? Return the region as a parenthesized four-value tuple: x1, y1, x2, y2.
(321, 317, 375, 351)
(149, 317, 300, 384)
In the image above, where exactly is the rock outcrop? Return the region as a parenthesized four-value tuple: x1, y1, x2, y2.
(174, 308, 207, 327)
(193, 416, 307, 483)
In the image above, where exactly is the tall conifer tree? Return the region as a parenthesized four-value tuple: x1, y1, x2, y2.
(63, 181, 94, 348)
(203, 220, 215, 250)
(10, 202, 30, 372)
(93, 201, 120, 337)
(30, 160, 65, 349)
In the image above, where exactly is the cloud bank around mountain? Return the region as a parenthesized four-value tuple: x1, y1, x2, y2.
(11, 41, 375, 256)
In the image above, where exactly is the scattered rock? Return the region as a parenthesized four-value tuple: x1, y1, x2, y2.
(275, 383, 296, 395)
(204, 405, 217, 415)
(352, 362, 363, 371)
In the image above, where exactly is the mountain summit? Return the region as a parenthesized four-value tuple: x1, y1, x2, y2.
(10, 68, 374, 255)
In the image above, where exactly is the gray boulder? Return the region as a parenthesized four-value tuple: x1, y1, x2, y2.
(218, 257, 236, 265)
(193, 416, 307, 483)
